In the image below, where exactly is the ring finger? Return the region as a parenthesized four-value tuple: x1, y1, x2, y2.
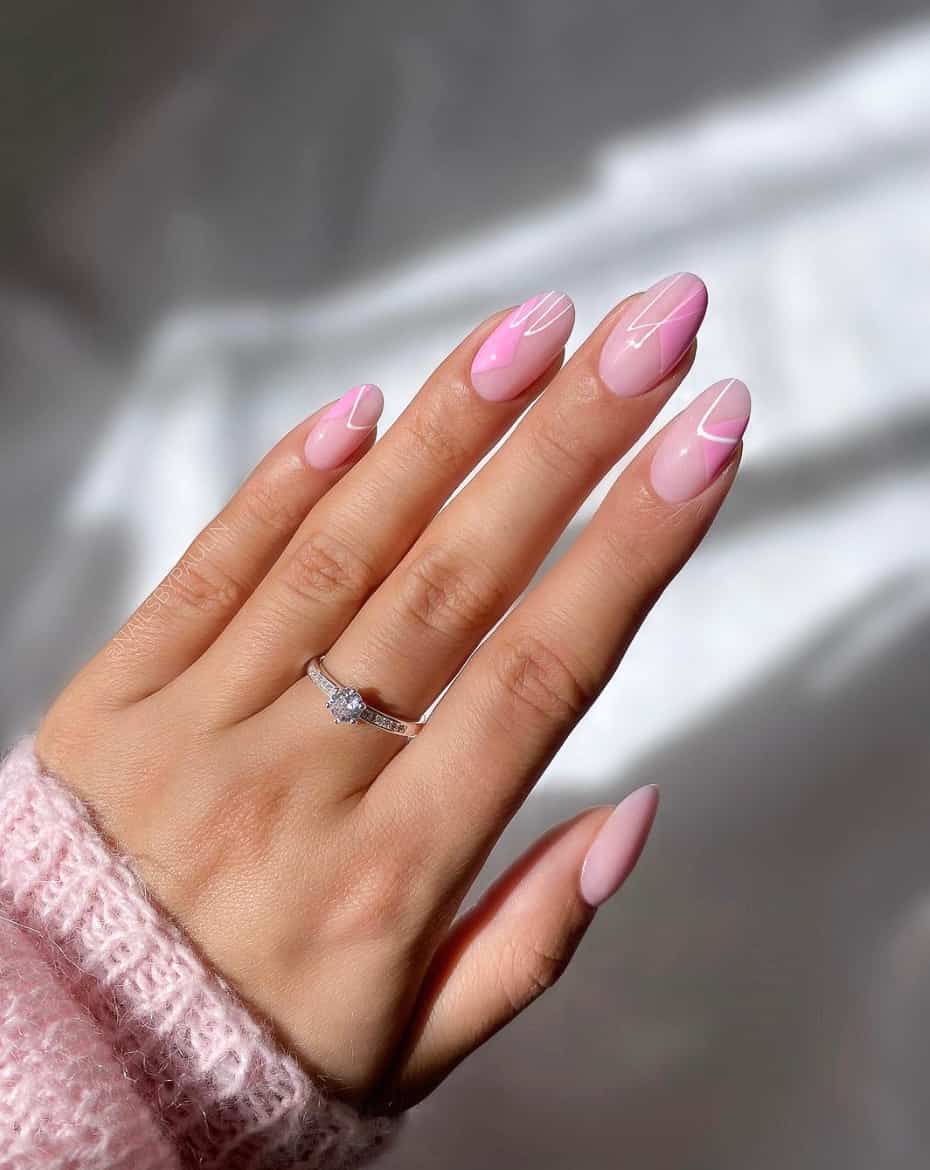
(178, 291, 575, 722)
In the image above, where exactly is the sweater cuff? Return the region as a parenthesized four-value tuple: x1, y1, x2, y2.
(0, 737, 395, 1170)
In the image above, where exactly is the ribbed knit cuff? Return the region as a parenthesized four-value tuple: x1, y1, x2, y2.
(0, 737, 395, 1170)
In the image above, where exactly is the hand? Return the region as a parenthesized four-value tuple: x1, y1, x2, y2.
(36, 275, 749, 1111)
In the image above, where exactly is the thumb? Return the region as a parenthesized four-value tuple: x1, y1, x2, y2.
(391, 785, 660, 1107)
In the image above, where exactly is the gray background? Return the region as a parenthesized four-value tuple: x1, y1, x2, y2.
(2, 2, 930, 1166)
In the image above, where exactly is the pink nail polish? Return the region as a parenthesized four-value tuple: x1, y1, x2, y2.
(650, 378, 750, 503)
(471, 291, 575, 402)
(580, 785, 660, 908)
(304, 384, 384, 470)
(598, 273, 707, 397)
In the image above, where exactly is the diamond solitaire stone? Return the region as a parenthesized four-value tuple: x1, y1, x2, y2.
(306, 657, 421, 738)
(327, 686, 366, 724)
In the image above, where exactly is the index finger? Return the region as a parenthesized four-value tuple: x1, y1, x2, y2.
(376, 378, 751, 897)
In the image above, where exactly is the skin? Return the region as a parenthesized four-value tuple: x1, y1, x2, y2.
(35, 289, 743, 1113)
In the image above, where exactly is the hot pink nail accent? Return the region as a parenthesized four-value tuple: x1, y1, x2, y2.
(304, 384, 384, 470)
(471, 291, 575, 402)
(580, 785, 660, 908)
(598, 273, 708, 397)
(650, 378, 751, 503)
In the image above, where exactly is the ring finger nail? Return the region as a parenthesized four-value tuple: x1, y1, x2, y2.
(304, 383, 384, 470)
(650, 378, 751, 503)
(471, 291, 575, 402)
(598, 272, 708, 398)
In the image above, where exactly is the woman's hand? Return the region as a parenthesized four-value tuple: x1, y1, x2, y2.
(36, 274, 749, 1111)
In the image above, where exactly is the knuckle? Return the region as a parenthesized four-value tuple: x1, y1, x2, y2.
(241, 470, 308, 537)
(404, 401, 468, 470)
(281, 529, 375, 610)
(497, 935, 571, 1015)
(157, 549, 249, 618)
(396, 543, 507, 641)
(600, 517, 666, 603)
(492, 632, 591, 731)
(525, 408, 596, 482)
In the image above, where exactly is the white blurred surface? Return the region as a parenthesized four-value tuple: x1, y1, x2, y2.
(1, 8, 929, 1167)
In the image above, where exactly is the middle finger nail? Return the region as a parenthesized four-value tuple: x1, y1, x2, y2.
(598, 272, 707, 398)
(471, 291, 575, 403)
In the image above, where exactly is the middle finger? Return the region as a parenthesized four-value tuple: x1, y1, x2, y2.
(278, 272, 707, 761)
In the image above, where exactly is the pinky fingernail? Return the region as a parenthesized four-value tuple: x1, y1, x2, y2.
(580, 785, 660, 908)
(305, 384, 384, 470)
(650, 378, 751, 503)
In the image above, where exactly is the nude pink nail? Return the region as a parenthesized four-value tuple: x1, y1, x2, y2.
(650, 378, 750, 503)
(580, 785, 660, 908)
(471, 291, 575, 402)
(598, 273, 708, 397)
(304, 384, 384, 470)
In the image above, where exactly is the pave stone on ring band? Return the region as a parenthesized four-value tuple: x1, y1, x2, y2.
(305, 656, 425, 739)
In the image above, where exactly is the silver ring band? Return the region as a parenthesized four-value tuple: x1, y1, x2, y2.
(305, 656, 424, 739)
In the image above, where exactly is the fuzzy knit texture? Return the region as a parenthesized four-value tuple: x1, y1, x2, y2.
(0, 737, 395, 1170)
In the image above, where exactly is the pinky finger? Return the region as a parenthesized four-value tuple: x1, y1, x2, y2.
(86, 386, 383, 704)
(390, 785, 659, 1107)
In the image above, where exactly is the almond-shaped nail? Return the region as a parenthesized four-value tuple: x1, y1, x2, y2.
(471, 291, 575, 402)
(580, 785, 660, 908)
(598, 272, 707, 398)
(304, 384, 384, 470)
(650, 378, 750, 503)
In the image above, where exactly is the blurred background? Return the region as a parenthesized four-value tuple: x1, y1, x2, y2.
(2, 1, 930, 1165)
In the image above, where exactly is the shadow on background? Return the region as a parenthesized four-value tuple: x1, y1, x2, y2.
(2, 0, 929, 333)
(535, 395, 930, 582)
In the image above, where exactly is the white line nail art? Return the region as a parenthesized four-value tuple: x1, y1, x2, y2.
(509, 291, 573, 336)
(696, 379, 739, 445)
(625, 275, 705, 351)
(346, 385, 376, 431)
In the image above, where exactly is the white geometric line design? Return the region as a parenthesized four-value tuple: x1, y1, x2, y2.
(509, 291, 572, 336)
(346, 384, 376, 431)
(625, 274, 705, 351)
(696, 379, 739, 445)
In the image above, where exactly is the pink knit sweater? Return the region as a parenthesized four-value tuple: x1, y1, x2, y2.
(0, 738, 394, 1169)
